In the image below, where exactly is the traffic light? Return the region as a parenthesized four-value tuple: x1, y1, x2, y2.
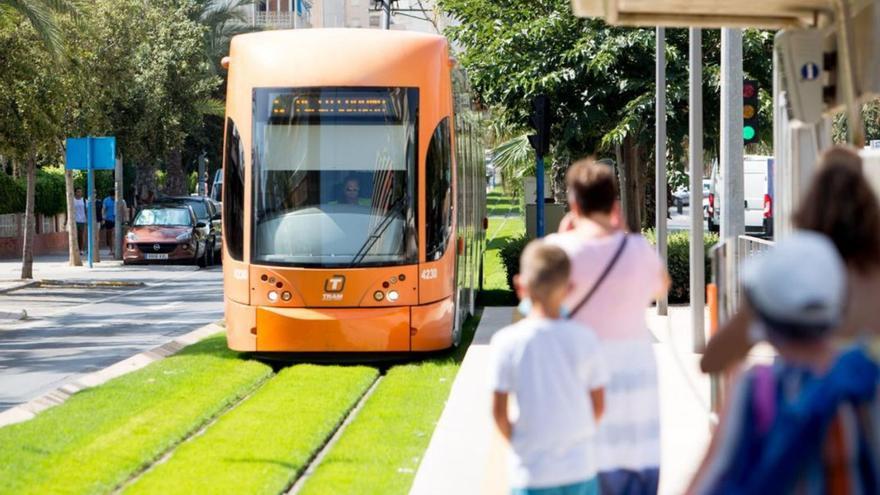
(527, 95, 552, 158)
(743, 79, 759, 145)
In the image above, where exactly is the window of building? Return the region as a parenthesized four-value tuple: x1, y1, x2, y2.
(224, 117, 245, 261)
(425, 118, 452, 261)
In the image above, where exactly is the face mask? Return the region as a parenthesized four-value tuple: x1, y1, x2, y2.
(559, 305, 571, 319)
(517, 297, 532, 317)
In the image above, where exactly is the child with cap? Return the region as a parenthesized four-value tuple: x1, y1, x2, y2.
(489, 240, 609, 495)
(689, 231, 880, 494)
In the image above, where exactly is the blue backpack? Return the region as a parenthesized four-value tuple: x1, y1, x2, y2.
(708, 347, 880, 494)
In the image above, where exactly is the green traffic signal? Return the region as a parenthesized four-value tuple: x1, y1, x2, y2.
(743, 125, 756, 141)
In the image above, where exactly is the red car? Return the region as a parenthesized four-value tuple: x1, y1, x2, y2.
(123, 205, 211, 266)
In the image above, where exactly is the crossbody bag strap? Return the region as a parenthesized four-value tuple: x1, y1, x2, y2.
(568, 234, 629, 318)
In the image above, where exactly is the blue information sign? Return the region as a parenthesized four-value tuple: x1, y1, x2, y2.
(65, 137, 116, 170)
(64, 136, 117, 268)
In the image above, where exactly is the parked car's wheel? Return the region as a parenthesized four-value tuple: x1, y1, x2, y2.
(206, 239, 215, 266)
(197, 243, 209, 268)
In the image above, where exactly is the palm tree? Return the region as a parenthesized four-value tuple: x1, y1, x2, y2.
(0, 0, 78, 55)
(194, 0, 258, 75)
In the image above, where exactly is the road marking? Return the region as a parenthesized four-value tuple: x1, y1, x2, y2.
(41, 270, 211, 318)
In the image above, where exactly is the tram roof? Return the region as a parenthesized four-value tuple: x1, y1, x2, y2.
(570, 0, 864, 29)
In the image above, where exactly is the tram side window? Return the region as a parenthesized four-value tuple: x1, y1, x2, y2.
(224, 117, 245, 261)
(426, 118, 452, 261)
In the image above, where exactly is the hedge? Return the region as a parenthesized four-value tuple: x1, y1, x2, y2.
(499, 229, 720, 304)
(0, 169, 68, 216)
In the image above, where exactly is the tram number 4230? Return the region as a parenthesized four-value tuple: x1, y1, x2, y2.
(421, 268, 438, 280)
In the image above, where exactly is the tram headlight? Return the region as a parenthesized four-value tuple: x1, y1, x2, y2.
(281, 291, 292, 301)
(268, 291, 279, 302)
(373, 291, 385, 301)
(387, 290, 399, 302)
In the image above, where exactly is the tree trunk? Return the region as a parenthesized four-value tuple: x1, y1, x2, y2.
(65, 169, 82, 266)
(21, 156, 37, 279)
(165, 148, 187, 196)
(11, 158, 21, 180)
(550, 151, 570, 205)
(619, 136, 642, 232)
(135, 162, 158, 205)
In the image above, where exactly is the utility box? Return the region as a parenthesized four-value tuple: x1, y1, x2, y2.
(526, 203, 567, 239)
(523, 176, 552, 205)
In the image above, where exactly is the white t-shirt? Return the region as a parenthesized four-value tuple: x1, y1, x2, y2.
(73, 198, 86, 223)
(488, 317, 609, 488)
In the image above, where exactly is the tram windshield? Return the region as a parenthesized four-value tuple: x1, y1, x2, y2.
(252, 87, 419, 267)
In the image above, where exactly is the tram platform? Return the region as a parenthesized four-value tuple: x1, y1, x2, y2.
(410, 306, 718, 495)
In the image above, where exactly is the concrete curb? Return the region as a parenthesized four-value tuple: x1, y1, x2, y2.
(0, 280, 39, 295)
(0, 309, 27, 321)
(39, 279, 146, 288)
(0, 321, 224, 429)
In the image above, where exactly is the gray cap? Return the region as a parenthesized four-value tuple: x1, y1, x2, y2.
(742, 231, 846, 339)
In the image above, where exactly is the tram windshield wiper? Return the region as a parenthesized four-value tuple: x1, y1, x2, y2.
(348, 195, 408, 267)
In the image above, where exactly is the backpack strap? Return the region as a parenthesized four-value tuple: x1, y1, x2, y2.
(752, 365, 777, 436)
(569, 234, 628, 318)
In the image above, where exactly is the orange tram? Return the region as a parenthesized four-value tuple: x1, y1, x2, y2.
(221, 29, 487, 354)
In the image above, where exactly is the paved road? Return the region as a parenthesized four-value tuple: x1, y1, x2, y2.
(0, 261, 223, 411)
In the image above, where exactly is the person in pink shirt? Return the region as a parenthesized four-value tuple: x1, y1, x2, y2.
(546, 159, 669, 495)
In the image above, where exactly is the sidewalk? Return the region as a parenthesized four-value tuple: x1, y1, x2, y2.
(0, 251, 200, 288)
(411, 306, 717, 495)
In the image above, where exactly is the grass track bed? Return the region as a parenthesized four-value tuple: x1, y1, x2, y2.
(123, 365, 378, 495)
(298, 317, 480, 495)
(0, 334, 272, 495)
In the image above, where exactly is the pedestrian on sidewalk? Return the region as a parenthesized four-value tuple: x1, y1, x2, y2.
(546, 159, 669, 495)
(73, 187, 86, 255)
(702, 146, 880, 373)
(102, 194, 115, 257)
(489, 240, 608, 495)
(688, 232, 880, 494)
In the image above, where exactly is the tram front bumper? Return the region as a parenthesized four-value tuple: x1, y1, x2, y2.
(254, 306, 412, 352)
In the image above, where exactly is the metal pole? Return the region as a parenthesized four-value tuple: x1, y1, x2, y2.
(689, 28, 705, 351)
(381, 0, 391, 29)
(656, 27, 668, 316)
(772, 42, 786, 239)
(86, 138, 94, 268)
(114, 156, 123, 260)
(536, 156, 545, 237)
(198, 152, 207, 197)
(720, 28, 745, 241)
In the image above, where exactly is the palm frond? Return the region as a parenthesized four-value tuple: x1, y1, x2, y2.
(491, 134, 535, 178)
(2, 0, 61, 53)
(193, 98, 226, 117)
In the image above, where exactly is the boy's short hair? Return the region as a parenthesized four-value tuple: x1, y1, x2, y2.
(519, 240, 570, 299)
(566, 159, 618, 215)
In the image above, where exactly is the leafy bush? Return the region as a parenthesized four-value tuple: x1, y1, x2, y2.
(0, 173, 25, 214)
(34, 167, 67, 216)
(644, 229, 720, 304)
(499, 234, 528, 292)
(498, 229, 720, 304)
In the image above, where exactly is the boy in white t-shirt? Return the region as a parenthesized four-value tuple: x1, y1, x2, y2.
(489, 240, 609, 495)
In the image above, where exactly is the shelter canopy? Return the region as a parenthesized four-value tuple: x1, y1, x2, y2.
(570, 0, 848, 28)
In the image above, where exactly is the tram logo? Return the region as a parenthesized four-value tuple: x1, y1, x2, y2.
(324, 275, 345, 293)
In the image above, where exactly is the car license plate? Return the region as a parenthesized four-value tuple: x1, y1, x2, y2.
(145, 253, 169, 260)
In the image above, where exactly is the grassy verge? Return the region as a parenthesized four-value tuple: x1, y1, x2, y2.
(0, 334, 272, 495)
(486, 190, 522, 216)
(298, 316, 481, 495)
(123, 365, 378, 495)
(482, 213, 525, 306)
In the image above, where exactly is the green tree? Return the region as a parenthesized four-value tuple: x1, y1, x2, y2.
(0, 0, 78, 54)
(0, 20, 66, 277)
(437, 0, 774, 229)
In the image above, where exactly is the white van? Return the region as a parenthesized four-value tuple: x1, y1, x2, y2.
(707, 155, 774, 237)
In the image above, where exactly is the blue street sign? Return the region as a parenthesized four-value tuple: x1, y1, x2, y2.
(65, 137, 116, 170)
(65, 136, 117, 268)
(800, 62, 820, 81)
